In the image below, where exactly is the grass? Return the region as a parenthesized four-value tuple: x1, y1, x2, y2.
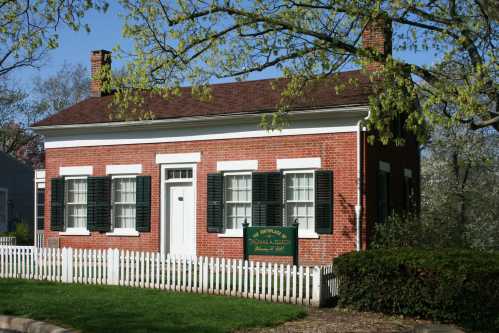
(0, 279, 306, 333)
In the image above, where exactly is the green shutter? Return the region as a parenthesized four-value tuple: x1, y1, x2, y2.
(207, 173, 224, 233)
(315, 170, 333, 234)
(50, 177, 65, 231)
(136, 176, 151, 232)
(87, 176, 112, 232)
(252, 172, 283, 227)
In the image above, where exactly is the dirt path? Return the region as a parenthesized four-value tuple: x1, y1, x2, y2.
(237, 308, 465, 333)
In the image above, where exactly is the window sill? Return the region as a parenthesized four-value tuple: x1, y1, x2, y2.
(59, 229, 90, 236)
(106, 229, 140, 237)
(217, 230, 320, 239)
(218, 230, 243, 238)
(298, 231, 320, 239)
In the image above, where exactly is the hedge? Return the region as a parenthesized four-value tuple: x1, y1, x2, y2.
(333, 249, 499, 332)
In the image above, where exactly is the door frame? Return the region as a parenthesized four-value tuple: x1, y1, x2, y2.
(160, 163, 197, 257)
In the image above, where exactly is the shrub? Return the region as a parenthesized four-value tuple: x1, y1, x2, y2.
(0, 223, 32, 245)
(333, 249, 499, 332)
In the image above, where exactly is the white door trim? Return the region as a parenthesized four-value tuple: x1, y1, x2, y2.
(160, 163, 197, 257)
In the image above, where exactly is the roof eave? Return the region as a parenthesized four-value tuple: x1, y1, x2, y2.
(32, 104, 369, 134)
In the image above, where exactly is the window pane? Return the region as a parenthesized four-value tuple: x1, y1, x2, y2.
(67, 204, 86, 228)
(65, 179, 87, 229)
(285, 173, 314, 231)
(67, 179, 87, 204)
(224, 174, 252, 229)
(166, 168, 193, 180)
(114, 204, 136, 229)
(113, 178, 137, 229)
(113, 178, 136, 203)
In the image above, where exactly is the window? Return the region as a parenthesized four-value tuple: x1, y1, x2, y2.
(36, 187, 45, 230)
(377, 161, 391, 223)
(112, 177, 137, 230)
(284, 172, 314, 231)
(224, 173, 252, 230)
(166, 168, 192, 180)
(65, 178, 87, 229)
(0, 189, 7, 229)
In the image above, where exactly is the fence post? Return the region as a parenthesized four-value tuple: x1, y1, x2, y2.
(67, 248, 73, 283)
(107, 249, 114, 285)
(311, 266, 323, 307)
(61, 248, 68, 283)
(114, 249, 120, 285)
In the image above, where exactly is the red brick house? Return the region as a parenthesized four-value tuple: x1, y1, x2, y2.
(32, 22, 419, 265)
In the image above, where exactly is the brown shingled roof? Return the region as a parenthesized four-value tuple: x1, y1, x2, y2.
(32, 70, 372, 127)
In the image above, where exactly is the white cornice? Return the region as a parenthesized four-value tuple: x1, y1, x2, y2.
(39, 106, 369, 149)
(32, 105, 368, 133)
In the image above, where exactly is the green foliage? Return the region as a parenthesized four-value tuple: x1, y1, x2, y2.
(334, 249, 499, 332)
(0, 279, 305, 333)
(0, 1, 108, 78)
(0, 223, 32, 246)
(107, 0, 497, 141)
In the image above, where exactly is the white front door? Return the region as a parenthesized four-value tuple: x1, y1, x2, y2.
(168, 183, 196, 256)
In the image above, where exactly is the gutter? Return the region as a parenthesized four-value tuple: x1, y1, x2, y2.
(355, 109, 371, 252)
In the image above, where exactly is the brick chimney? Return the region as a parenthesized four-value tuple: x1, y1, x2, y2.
(362, 17, 392, 72)
(90, 50, 111, 97)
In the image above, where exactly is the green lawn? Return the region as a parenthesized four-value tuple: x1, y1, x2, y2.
(0, 279, 306, 333)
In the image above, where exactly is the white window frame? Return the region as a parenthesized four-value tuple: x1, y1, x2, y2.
(219, 171, 252, 238)
(0, 188, 8, 230)
(60, 176, 90, 236)
(283, 170, 319, 239)
(107, 175, 139, 237)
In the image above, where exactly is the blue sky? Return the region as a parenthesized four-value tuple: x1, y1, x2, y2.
(13, 1, 437, 88)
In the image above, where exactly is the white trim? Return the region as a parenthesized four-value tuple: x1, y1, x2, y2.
(218, 230, 319, 239)
(404, 168, 413, 178)
(36, 183, 45, 189)
(106, 229, 140, 237)
(59, 166, 93, 176)
(35, 170, 46, 180)
(59, 228, 90, 236)
(160, 163, 197, 257)
(156, 152, 201, 164)
(218, 229, 243, 238)
(379, 161, 391, 173)
(217, 160, 258, 172)
(277, 158, 321, 170)
(298, 231, 320, 239)
(41, 110, 367, 149)
(106, 164, 142, 175)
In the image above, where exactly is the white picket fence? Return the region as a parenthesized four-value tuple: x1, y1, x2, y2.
(0, 237, 15, 246)
(0, 246, 337, 306)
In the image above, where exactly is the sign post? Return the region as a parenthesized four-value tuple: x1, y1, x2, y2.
(243, 220, 299, 265)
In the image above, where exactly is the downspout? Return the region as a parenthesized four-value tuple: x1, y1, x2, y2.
(355, 111, 370, 252)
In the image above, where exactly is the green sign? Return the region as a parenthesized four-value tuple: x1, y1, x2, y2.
(244, 226, 298, 258)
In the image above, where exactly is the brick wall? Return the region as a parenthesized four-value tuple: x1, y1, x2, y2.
(43, 131, 416, 265)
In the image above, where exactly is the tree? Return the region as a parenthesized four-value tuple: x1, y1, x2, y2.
(0, 0, 107, 77)
(421, 125, 499, 249)
(372, 125, 499, 251)
(108, 0, 498, 143)
(31, 63, 91, 120)
(0, 77, 39, 165)
(0, 64, 90, 166)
